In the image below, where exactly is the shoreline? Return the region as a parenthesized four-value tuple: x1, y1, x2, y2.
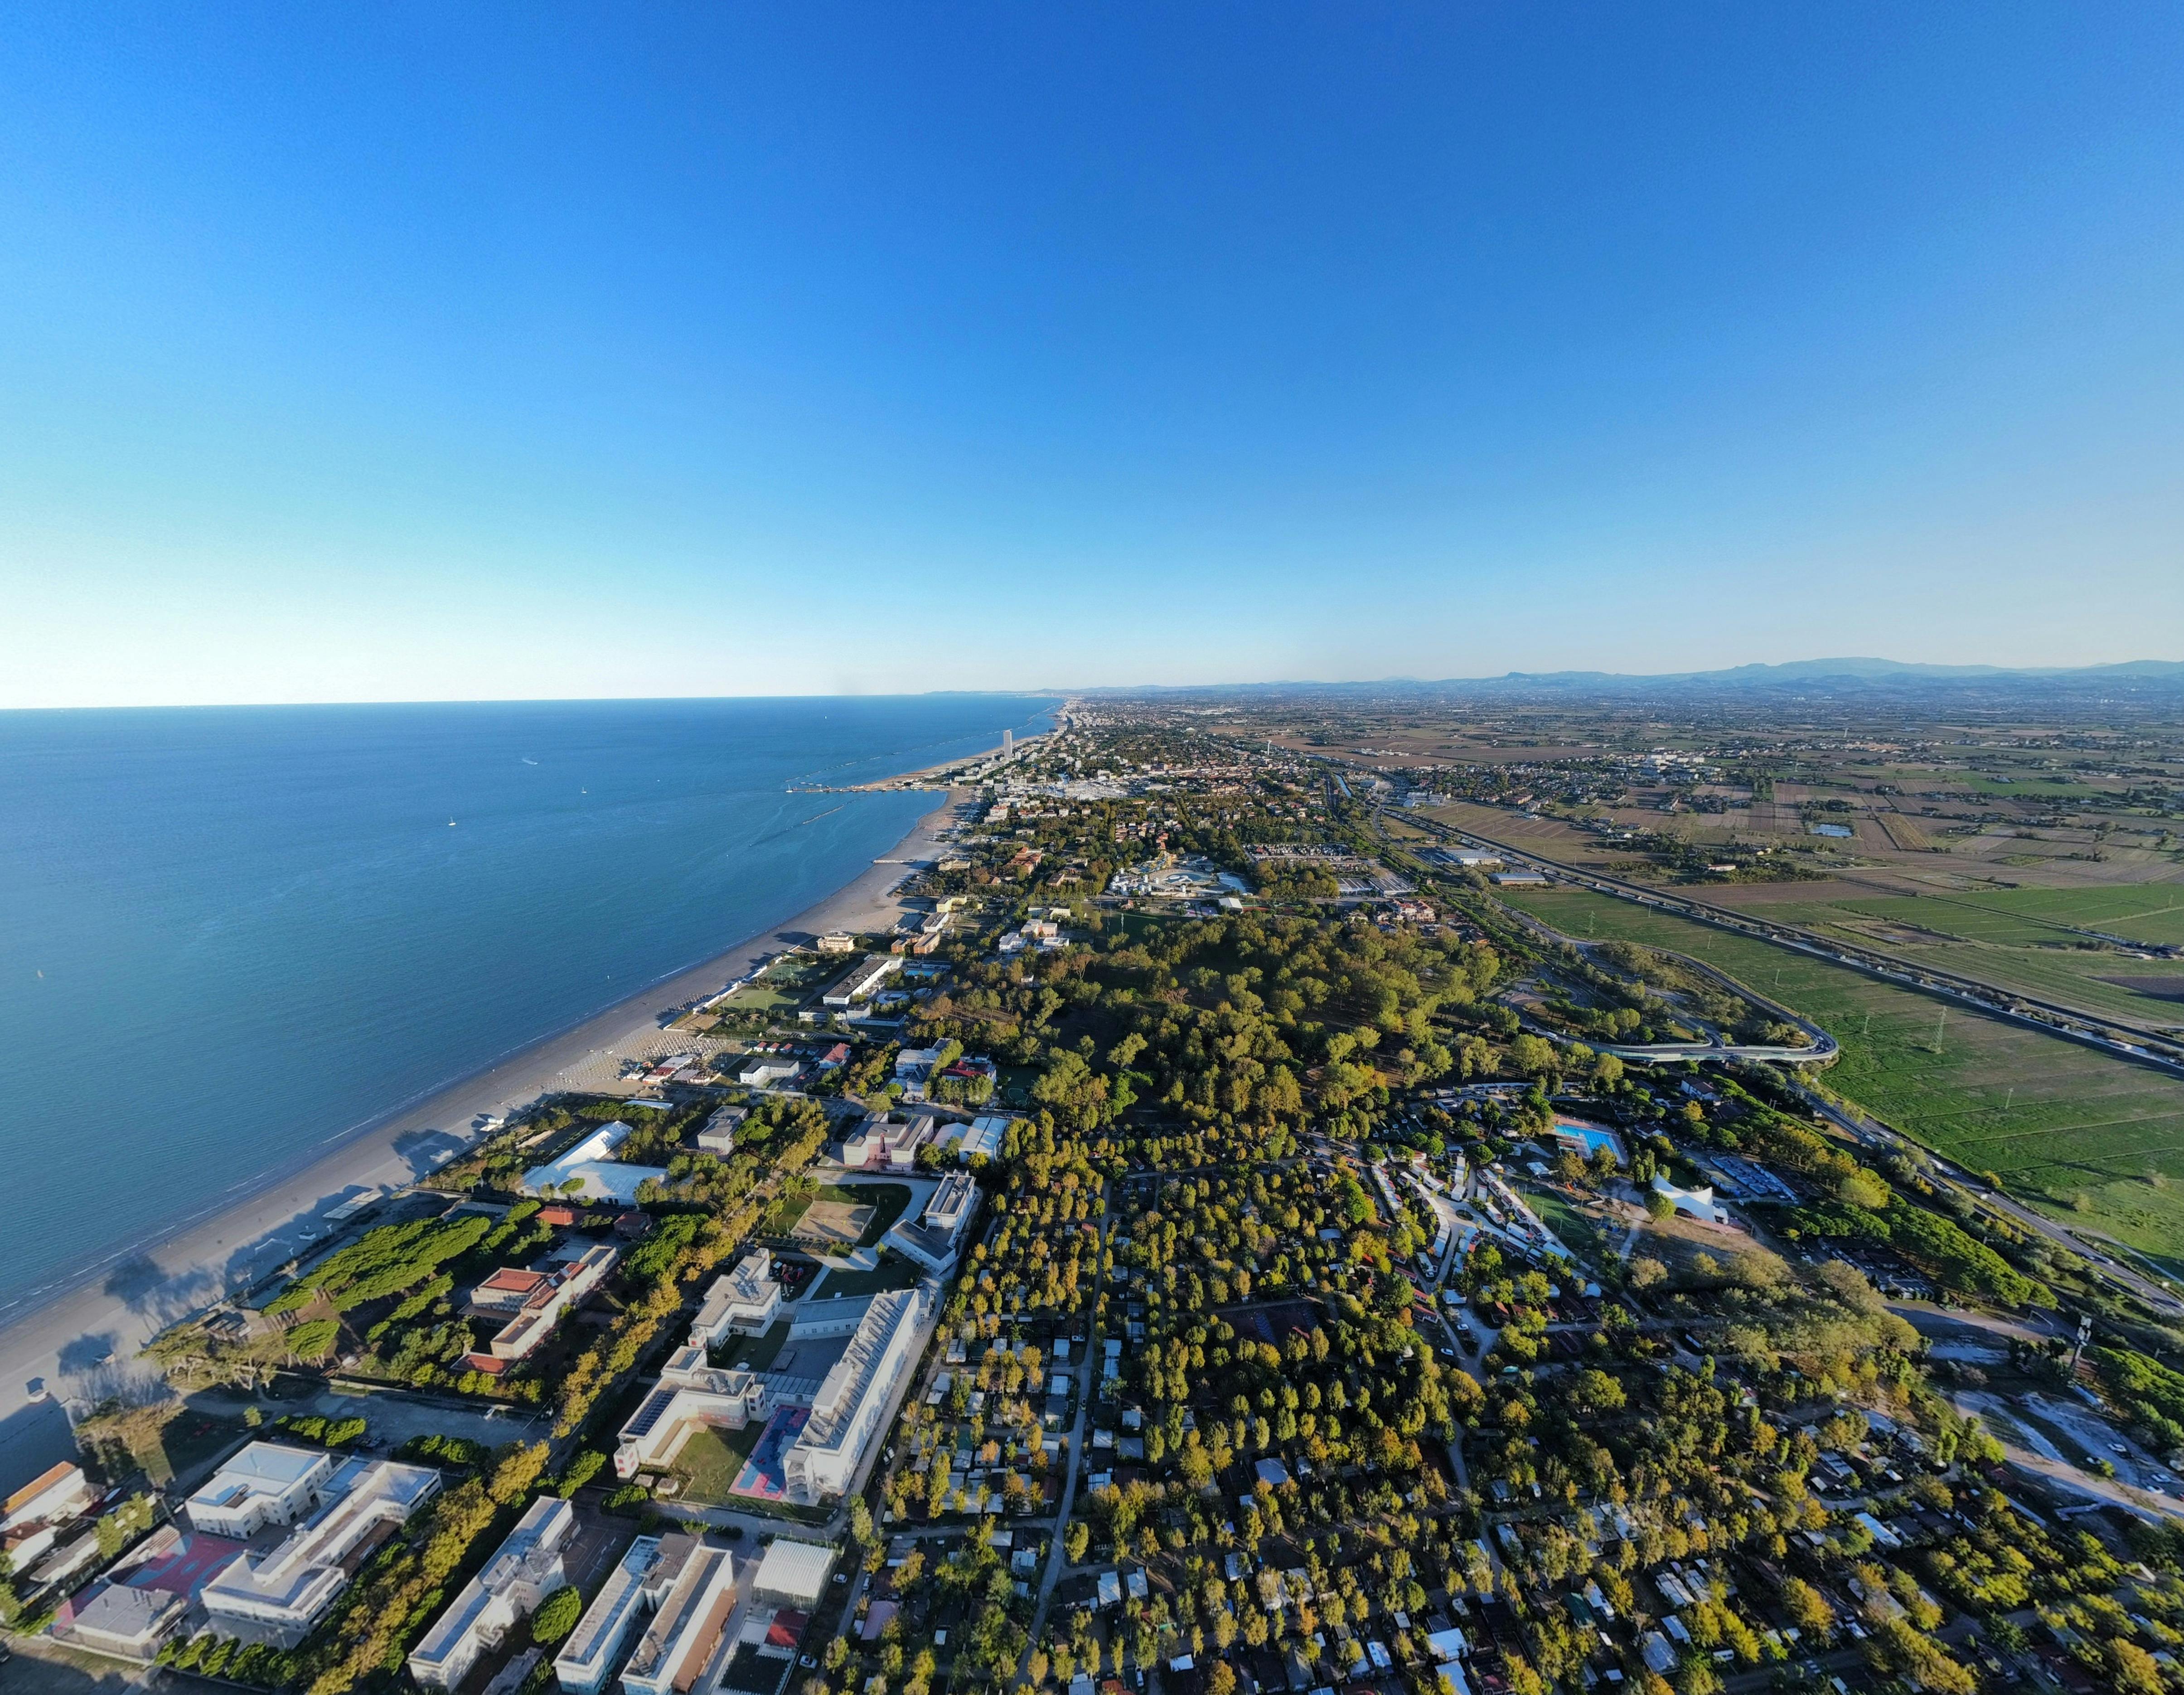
(0, 786, 977, 1438)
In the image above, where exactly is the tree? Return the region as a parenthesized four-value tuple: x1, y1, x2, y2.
(1629, 1257, 1668, 1289)
(1836, 1166, 1891, 1209)
(1206, 1663, 1238, 1695)
(531, 1586, 582, 1646)
(286, 1319, 339, 1364)
(488, 1441, 550, 1505)
(1065, 1520, 1090, 1563)
(1509, 1035, 1558, 1078)
(1778, 1577, 1833, 1642)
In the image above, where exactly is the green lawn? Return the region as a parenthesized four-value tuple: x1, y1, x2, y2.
(1703, 884, 2184, 1030)
(1497, 884, 2184, 1258)
(809, 1254, 923, 1299)
(666, 1423, 764, 1505)
(1522, 1185, 1607, 1264)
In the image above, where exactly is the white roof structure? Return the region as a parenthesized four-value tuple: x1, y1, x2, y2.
(409, 1497, 574, 1688)
(1651, 1172, 1727, 1225)
(554, 1536, 662, 1694)
(522, 1122, 668, 1204)
(751, 1539, 836, 1608)
(784, 1286, 930, 1504)
(184, 1443, 334, 1536)
(203, 1458, 441, 1646)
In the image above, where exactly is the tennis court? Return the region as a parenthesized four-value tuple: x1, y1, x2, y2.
(730, 1405, 810, 1501)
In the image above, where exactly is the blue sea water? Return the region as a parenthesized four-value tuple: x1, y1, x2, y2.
(0, 695, 1054, 1319)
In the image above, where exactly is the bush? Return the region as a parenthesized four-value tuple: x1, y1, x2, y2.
(603, 1481, 651, 1514)
(530, 1586, 583, 1646)
(400, 1432, 490, 1468)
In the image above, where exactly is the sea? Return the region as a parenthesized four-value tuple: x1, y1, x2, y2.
(0, 695, 1055, 1322)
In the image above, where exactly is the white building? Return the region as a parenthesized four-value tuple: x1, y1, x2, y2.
(554, 1536, 663, 1695)
(690, 1251, 783, 1349)
(839, 1114, 936, 1171)
(821, 954, 901, 1010)
(749, 1540, 836, 1610)
(57, 1581, 189, 1661)
(409, 1497, 575, 1689)
(2, 1462, 94, 1533)
(202, 1458, 441, 1646)
(614, 1349, 772, 1481)
(885, 1169, 979, 1274)
(463, 1244, 620, 1372)
(617, 1536, 739, 1695)
(737, 1058, 800, 1089)
(949, 1115, 1010, 1162)
(184, 1443, 336, 1539)
(695, 1106, 745, 1155)
(523, 1123, 669, 1205)
(784, 1286, 930, 1504)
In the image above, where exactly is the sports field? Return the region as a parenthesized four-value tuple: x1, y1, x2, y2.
(1497, 884, 2184, 1258)
(729, 1405, 809, 1501)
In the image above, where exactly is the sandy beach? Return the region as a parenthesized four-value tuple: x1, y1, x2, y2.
(0, 786, 976, 1477)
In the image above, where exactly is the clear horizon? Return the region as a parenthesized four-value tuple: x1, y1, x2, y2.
(5, 6, 2182, 706)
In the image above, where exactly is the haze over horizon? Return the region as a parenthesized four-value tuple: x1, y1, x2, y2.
(5, 5, 2183, 707)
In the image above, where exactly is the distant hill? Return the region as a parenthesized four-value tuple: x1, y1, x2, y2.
(1079, 657, 2184, 698)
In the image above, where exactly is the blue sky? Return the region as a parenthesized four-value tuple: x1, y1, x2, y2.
(2, 4, 2180, 704)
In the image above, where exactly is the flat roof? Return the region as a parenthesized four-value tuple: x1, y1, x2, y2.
(188, 1442, 329, 1506)
(754, 1539, 835, 1603)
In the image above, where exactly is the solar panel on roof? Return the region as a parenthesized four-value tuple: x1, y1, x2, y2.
(625, 1388, 678, 1439)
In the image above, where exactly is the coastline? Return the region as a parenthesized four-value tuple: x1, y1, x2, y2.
(0, 785, 976, 1442)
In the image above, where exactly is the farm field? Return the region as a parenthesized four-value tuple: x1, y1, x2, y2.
(1496, 883, 2184, 1259)
(1701, 884, 2184, 1030)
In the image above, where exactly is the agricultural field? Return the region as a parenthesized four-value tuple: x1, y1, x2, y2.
(1695, 884, 2184, 1032)
(1497, 883, 2184, 1258)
